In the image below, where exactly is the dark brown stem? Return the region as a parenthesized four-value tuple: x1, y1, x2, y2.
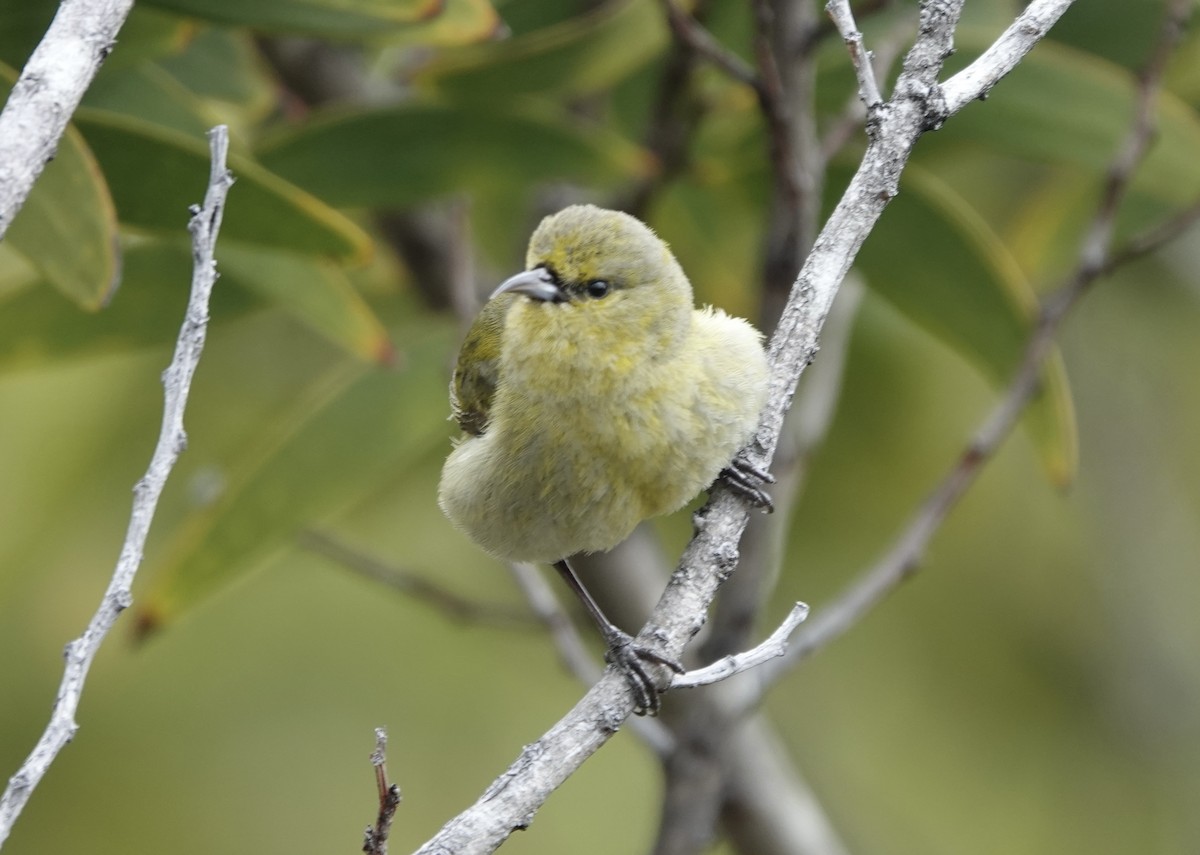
(362, 728, 401, 855)
(299, 530, 536, 629)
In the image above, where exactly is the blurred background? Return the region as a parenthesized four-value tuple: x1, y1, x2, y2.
(2, 0, 1199, 853)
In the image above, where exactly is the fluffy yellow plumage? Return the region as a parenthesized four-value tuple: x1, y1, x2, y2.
(439, 204, 768, 562)
(437, 204, 769, 712)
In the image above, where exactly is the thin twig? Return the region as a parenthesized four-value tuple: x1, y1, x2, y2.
(0, 126, 232, 848)
(363, 728, 402, 855)
(820, 17, 912, 163)
(659, 0, 759, 91)
(0, 0, 135, 239)
(299, 530, 536, 629)
(672, 603, 808, 689)
(826, 0, 884, 108)
(941, 0, 1083, 114)
(803, 0, 895, 54)
(748, 0, 1193, 698)
(622, 0, 712, 217)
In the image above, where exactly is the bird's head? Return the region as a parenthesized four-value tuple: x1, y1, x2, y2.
(492, 205, 694, 362)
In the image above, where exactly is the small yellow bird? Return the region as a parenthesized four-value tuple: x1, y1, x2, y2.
(438, 205, 770, 713)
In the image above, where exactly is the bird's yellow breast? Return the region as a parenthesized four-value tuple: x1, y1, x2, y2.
(438, 301, 767, 564)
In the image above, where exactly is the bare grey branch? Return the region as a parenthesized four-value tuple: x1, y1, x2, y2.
(672, 603, 808, 689)
(0, 126, 232, 849)
(825, 0, 884, 108)
(941, 0, 1076, 114)
(0, 0, 135, 239)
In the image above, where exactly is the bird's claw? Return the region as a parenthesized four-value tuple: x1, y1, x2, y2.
(720, 455, 775, 512)
(602, 628, 684, 716)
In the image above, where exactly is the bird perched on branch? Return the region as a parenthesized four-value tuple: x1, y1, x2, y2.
(438, 204, 771, 714)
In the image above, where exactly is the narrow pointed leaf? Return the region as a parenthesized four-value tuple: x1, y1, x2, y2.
(854, 166, 1078, 484)
(0, 69, 119, 310)
(218, 243, 394, 364)
(380, 0, 502, 48)
(142, 0, 440, 36)
(155, 25, 275, 113)
(258, 101, 649, 208)
(925, 38, 1200, 223)
(0, 240, 257, 371)
(74, 109, 372, 262)
(418, 0, 666, 102)
(83, 63, 219, 138)
(136, 321, 452, 629)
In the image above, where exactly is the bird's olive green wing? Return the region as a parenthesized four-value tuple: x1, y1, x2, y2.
(451, 292, 515, 436)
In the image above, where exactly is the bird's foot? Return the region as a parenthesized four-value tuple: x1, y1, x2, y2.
(720, 455, 775, 512)
(602, 627, 684, 716)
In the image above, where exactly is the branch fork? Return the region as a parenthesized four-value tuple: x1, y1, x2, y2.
(671, 603, 809, 690)
(825, 0, 884, 109)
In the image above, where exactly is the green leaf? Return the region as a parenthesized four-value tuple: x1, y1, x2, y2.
(141, 0, 440, 36)
(0, 69, 119, 310)
(417, 0, 666, 102)
(83, 63, 219, 138)
(0, 239, 258, 371)
(155, 25, 275, 114)
(1035, 0, 1165, 71)
(136, 320, 453, 630)
(73, 109, 373, 262)
(379, 0, 502, 48)
(1165, 23, 1200, 108)
(0, 0, 57, 67)
(0, 3, 193, 70)
(854, 165, 1078, 485)
(218, 243, 394, 364)
(257, 101, 650, 208)
(924, 38, 1200, 220)
(0, 243, 39, 298)
(104, 6, 197, 71)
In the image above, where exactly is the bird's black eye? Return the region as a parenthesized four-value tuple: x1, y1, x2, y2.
(586, 279, 611, 299)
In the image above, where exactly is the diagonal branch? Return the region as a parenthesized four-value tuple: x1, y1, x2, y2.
(826, 0, 884, 108)
(410, 2, 1080, 852)
(941, 0, 1082, 114)
(659, 0, 759, 91)
(0, 126, 233, 849)
(745, 0, 1193, 702)
(0, 0, 134, 239)
(299, 529, 536, 629)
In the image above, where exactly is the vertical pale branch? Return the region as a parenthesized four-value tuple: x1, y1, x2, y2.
(826, 0, 884, 108)
(0, 0, 135, 239)
(0, 127, 233, 850)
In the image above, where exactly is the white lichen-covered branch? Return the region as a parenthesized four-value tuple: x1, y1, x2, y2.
(0, 127, 233, 850)
(411, 2, 1077, 852)
(0, 0, 134, 239)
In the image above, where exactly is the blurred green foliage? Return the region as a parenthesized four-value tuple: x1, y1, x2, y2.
(2, 0, 1199, 853)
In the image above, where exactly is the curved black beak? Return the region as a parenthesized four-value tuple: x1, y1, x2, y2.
(490, 267, 567, 303)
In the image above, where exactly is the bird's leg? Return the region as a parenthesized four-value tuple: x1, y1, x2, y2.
(552, 558, 683, 715)
(719, 454, 775, 512)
